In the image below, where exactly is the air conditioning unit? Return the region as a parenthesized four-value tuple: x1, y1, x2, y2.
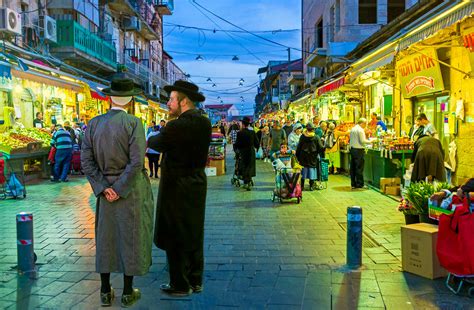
(0, 8, 22, 36)
(39, 15, 57, 43)
(122, 16, 141, 31)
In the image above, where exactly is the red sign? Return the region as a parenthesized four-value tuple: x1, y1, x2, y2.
(317, 76, 345, 96)
(91, 91, 107, 101)
(405, 76, 435, 94)
(463, 32, 474, 52)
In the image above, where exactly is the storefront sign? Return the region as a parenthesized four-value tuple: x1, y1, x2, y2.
(317, 76, 345, 96)
(463, 32, 474, 52)
(396, 48, 444, 98)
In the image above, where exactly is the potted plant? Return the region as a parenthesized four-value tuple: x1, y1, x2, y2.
(404, 181, 451, 224)
(397, 198, 419, 224)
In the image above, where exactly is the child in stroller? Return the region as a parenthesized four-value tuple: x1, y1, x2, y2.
(271, 143, 302, 203)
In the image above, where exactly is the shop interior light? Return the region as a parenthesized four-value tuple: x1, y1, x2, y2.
(13, 84, 22, 93)
(195, 55, 204, 61)
(60, 75, 77, 83)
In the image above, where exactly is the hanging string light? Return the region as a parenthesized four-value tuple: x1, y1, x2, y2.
(206, 77, 212, 82)
(232, 55, 239, 61)
(212, 83, 217, 87)
(195, 55, 204, 61)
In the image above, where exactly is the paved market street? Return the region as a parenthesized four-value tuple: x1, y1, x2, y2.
(0, 150, 472, 309)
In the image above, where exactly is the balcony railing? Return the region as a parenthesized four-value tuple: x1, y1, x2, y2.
(123, 54, 168, 88)
(153, 0, 174, 15)
(54, 20, 117, 68)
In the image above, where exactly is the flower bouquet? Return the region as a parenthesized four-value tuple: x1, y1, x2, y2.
(398, 198, 419, 224)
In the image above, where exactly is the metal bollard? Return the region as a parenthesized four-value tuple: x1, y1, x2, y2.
(347, 206, 362, 269)
(16, 212, 35, 273)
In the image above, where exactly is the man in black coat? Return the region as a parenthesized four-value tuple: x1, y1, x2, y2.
(148, 80, 211, 297)
(234, 117, 259, 190)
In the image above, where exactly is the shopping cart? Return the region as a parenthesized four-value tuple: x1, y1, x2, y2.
(318, 157, 329, 189)
(272, 166, 302, 204)
(438, 193, 474, 297)
(0, 154, 27, 200)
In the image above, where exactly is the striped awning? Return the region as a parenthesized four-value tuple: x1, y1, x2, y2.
(399, 1, 474, 50)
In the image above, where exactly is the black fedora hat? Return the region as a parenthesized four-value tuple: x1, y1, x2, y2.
(164, 80, 205, 103)
(102, 77, 143, 97)
(242, 116, 251, 125)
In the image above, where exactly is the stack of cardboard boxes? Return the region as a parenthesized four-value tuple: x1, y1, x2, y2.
(380, 177, 401, 196)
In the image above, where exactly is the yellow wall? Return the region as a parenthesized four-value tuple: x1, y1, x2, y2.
(450, 20, 474, 184)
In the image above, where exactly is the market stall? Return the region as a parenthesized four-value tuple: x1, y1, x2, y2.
(0, 127, 52, 181)
(363, 135, 413, 189)
(207, 131, 226, 176)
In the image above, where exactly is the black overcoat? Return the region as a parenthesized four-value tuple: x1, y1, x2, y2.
(296, 133, 324, 168)
(148, 109, 211, 251)
(234, 128, 259, 179)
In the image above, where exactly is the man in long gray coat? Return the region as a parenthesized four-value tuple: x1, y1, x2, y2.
(148, 80, 211, 297)
(81, 77, 154, 308)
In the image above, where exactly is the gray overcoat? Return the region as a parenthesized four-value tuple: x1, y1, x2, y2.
(81, 109, 154, 276)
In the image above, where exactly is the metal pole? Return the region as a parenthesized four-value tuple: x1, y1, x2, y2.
(16, 212, 35, 273)
(347, 206, 362, 269)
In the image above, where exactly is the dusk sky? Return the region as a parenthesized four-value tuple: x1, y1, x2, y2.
(163, 0, 301, 114)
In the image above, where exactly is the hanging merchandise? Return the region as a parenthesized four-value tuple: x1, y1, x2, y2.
(456, 99, 465, 121)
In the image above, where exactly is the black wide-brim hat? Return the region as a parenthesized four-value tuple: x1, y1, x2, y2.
(102, 77, 143, 96)
(242, 116, 251, 125)
(164, 80, 205, 103)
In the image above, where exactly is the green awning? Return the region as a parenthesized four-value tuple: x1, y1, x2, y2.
(134, 96, 148, 105)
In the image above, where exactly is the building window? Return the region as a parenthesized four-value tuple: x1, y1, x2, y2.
(359, 0, 377, 24)
(329, 5, 335, 42)
(315, 19, 323, 48)
(388, 0, 405, 23)
(335, 0, 341, 32)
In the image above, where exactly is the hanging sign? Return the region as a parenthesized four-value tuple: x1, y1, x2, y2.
(396, 48, 444, 98)
(317, 76, 345, 96)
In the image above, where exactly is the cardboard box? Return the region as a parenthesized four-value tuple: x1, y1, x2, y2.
(209, 159, 225, 176)
(380, 177, 401, 193)
(205, 167, 217, 177)
(385, 185, 401, 196)
(401, 223, 447, 279)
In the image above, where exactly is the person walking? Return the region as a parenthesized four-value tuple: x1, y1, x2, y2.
(269, 120, 286, 157)
(296, 123, 324, 191)
(81, 77, 154, 307)
(147, 80, 211, 297)
(282, 119, 293, 138)
(287, 123, 303, 151)
(50, 124, 73, 182)
(349, 118, 371, 190)
(146, 126, 161, 178)
(147, 121, 156, 136)
(234, 116, 260, 190)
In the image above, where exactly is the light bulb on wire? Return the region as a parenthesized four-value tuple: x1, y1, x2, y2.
(195, 55, 204, 61)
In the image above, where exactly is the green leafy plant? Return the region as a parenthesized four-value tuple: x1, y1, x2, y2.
(404, 181, 451, 215)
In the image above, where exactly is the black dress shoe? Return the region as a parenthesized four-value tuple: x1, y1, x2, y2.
(121, 288, 141, 308)
(160, 283, 192, 297)
(191, 284, 203, 293)
(100, 287, 114, 307)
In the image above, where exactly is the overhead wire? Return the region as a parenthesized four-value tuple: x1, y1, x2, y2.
(192, 0, 303, 52)
(190, 0, 266, 65)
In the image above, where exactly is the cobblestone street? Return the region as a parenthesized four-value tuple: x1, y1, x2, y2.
(0, 150, 472, 309)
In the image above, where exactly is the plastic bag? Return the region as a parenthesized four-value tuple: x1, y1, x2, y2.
(7, 173, 25, 197)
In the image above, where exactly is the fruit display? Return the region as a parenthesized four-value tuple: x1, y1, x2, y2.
(10, 128, 52, 147)
(0, 133, 28, 149)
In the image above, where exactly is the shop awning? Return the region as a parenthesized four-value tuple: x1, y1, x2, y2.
(78, 78, 109, 100)
(0, 61, 11, 79)
(398, 1, 474, 50)
(134, 96, 148, 105)
(316, 76, 346, 96)
(350, 51, 395, 78)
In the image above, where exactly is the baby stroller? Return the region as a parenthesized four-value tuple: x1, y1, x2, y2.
(230, 151, 254, 188)
(271, 159, 302, 203)
(70, 144, 82, 174)
(0, 154, 26, 200)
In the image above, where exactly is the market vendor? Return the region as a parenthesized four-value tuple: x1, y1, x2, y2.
(33, 112, 44, 128)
